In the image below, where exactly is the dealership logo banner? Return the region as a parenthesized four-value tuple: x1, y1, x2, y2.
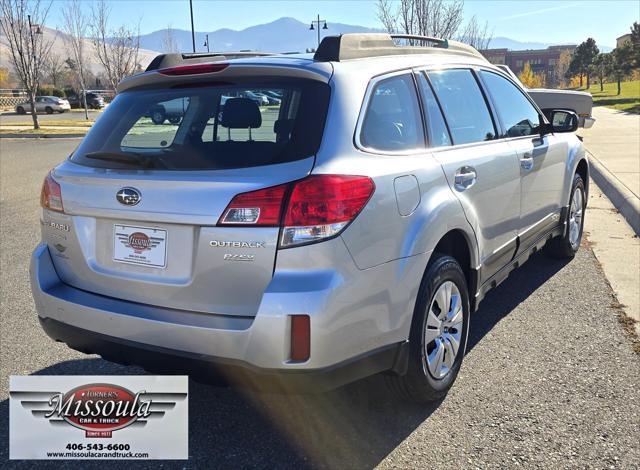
(10, 375, 188, 460)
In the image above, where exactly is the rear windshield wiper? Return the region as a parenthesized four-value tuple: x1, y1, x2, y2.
(84, 151, 157, 169)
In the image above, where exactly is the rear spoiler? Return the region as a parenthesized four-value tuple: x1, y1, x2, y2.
(145, 52, 277, 72)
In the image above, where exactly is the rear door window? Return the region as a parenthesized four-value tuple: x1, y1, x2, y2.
(71, 80, 330, 170)
(427, 69, 496, 145)
(360, 74, 424, 152)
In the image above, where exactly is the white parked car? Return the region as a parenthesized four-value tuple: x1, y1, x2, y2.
(15, 96, 71, 114)
(496, 65, 595, 128)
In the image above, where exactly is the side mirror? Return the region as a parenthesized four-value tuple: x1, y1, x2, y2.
(547, 109, 579, 133)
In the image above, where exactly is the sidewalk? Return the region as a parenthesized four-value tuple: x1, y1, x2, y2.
(579, 106, 640, 234)
(580, 106, 640, 332)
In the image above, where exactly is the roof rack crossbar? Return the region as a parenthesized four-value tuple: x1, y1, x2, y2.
(313, 33, 486, 62)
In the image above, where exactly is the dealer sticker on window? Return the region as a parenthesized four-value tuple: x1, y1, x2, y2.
(113, 225, 167, 268)
(9, 376, 188, 460)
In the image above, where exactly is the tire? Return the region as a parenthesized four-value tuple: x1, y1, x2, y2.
(151, 108, 166, 125)
(168, 116, 181, 124)
(387, 254, 470, 404)
(16, 106, 25, 115)
(45, 106, 53, 114)
(546, 173, 586, 259)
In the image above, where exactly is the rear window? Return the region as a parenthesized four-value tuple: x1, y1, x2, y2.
(427, 69, 496, 145)
(71, 79, 330, 170)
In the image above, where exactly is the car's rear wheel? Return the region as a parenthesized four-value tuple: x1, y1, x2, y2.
(547, 173, 585, 259)
(387, 254, 470, 404)
(45, 106, 54, 114)
(16, 106, 25, 114)
(151, 108, 166, 125)
(168, 116, 181, 124)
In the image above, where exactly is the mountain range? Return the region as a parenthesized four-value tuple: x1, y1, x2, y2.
(139, 17, 613, 54)
(139, 17, 380, 54)
(0, 16, 613, 77)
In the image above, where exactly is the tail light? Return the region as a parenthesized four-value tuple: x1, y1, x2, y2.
(218, 183, 289, 226)
(40, 172, 64, 213)
(218, 175, 375, 248)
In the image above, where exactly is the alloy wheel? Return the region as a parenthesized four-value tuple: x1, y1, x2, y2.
(569, 186, 584, 249)
(424, 281, 463, 379)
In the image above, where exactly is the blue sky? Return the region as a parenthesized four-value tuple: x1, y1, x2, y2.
(47, 0, 639, 48)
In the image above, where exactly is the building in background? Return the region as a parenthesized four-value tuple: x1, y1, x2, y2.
(480, 45, 576, 87)
(616, 33, 631, 47)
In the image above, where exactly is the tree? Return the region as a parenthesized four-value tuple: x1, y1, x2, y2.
(590, 53, 613, 91)
(630, 22, 640, 68)
(61, 0, 89, 119)
(162, 24, 179, 53)
(89, 0, 141, 92)
(456, 14, 493, 50)
(44, 52, 64, 88)
(609, 44, 633, 95)
(518, 62, 544, 88)
(377, 0, 464, 40)
(568, 38, 599, 89)
(377, 0, 493, 50)
(0, 0, 54, 129)
(556, 50, 572, 88)
(0, 67, 14, 87)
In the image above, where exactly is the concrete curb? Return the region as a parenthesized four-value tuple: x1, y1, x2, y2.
(0, 133, 85, 139)
(587, 151, 640, 236)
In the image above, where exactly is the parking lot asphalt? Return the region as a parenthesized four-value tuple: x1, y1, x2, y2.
(1, 138, 639, 469)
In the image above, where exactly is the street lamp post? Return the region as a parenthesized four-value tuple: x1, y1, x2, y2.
(189, 0, 195, 53)
(203, 34, 210, 53)
(309, 14, 328, 47)
(27, 14, 42, 59)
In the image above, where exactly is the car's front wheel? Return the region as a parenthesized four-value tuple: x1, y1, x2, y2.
(387, 254, 470, 404)
(16, 106, 25, 114)
(547, 173, 586, 259)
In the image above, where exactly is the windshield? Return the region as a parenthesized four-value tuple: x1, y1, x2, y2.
(71, 79, 330, 170)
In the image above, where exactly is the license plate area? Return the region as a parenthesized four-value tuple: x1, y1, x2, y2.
(113, 224, 167, 268)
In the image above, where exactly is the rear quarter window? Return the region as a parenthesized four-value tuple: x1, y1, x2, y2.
(359, 74, 424, 152)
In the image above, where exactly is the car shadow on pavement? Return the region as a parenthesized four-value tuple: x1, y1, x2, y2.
(1, 251, 569, 470)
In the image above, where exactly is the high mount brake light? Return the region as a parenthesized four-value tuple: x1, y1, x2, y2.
(158, 63, 229, 76)
(217, 175, 375, 248)
(40, 172, 64, 213)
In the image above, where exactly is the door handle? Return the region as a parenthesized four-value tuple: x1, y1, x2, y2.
(520, 153, 534, 171)
(454, 166, 477, 191)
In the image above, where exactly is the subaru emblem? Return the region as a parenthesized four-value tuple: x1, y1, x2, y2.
(116, 187, 141, 206)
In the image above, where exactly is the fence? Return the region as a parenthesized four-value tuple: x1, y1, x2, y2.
(0, 89, 26, 107)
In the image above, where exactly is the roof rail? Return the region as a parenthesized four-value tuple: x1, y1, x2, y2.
(313, 33, 486, 62)
(145, 51, 277, 72)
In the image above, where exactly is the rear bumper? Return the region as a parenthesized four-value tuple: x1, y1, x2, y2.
(30, 243, 408, 390)
(39, 316, 405, 391)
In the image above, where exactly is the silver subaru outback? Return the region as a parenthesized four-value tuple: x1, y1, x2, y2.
(31, 34, 588, 402)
